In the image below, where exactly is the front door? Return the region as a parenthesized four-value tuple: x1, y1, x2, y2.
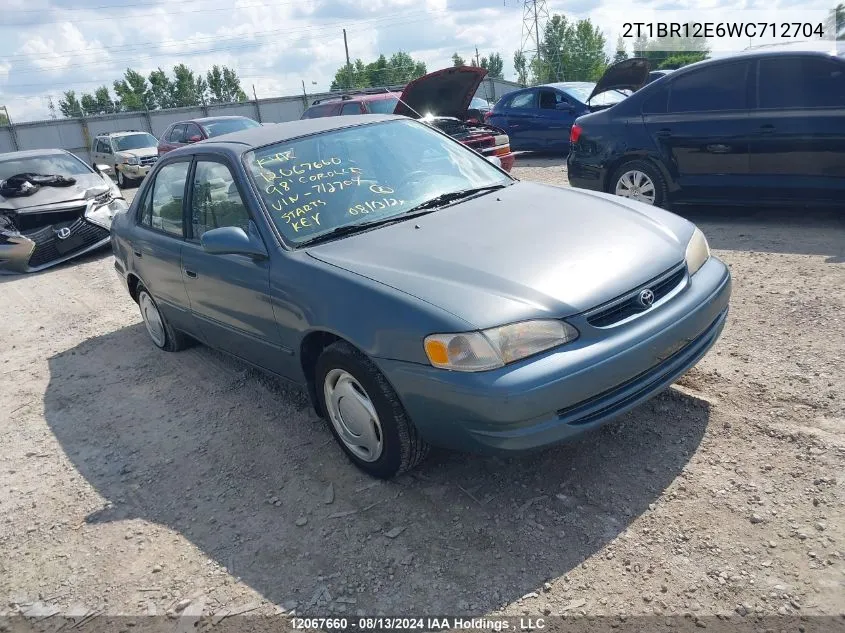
(132, 160, 194, 332)
(180, 157, 294, 377)
(748, 55, 845, 205)
(536, 88, 577, 152)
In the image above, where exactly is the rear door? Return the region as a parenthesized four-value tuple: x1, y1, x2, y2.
(643, 60, 754, 203)
(536, 88, 578, 151)
(180, 157, 295, 377)
(131, 159, 194, 332)
(748, 54, 845, 204)
(499, 89, 539, 150)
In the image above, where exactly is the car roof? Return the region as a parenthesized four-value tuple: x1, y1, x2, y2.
(0, 148, 71, 161)
(664, 47, 844, 76)
(97, 130, 150, 137)
(163, 114, 405, 158)
(309, 93, 398, 106)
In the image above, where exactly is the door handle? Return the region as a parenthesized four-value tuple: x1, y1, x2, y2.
(184, 269, 197, 279)
(655, 128, 673, 138)
(133, 249, 142, 258)
(760, 124, 776, 135)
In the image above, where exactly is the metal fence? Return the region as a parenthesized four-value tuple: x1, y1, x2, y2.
(0, 77, 522, 164)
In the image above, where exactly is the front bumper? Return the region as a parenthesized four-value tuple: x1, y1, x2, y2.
(117, 163, 152, 179)
(376, 256, 731, 454)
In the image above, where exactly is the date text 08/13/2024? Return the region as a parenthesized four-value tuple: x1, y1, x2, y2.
(621, 21, 826, 39)
(291, 617, 548, 631)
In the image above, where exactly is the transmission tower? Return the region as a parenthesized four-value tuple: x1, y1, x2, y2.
(519, 0, 562, 82)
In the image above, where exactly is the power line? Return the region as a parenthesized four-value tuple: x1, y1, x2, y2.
(4, 0, 246, 13)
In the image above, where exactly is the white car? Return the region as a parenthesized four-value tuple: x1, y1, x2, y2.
(90, 131, 159, 189)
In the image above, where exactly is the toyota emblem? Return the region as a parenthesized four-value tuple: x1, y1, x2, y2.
(638, 288, 655, 308)
(56, 227, 72, 240)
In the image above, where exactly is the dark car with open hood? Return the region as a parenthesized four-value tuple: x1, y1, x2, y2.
(0, 149, 127, 274)
(300, 67, 515, 171)
(486, 57, 650, 153)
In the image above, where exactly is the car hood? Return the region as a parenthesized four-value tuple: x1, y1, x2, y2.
(0, 172, 111, 212)
(116, 147, 157, 159)
(587, 57, 650, 102)
(394, 66, 487, 120)
(307, 182, 693, 329)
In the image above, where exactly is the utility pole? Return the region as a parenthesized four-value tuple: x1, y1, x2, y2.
(475, 46, 480, 67)
(520, 0, 559, 82)
(343, 29, 352, 90)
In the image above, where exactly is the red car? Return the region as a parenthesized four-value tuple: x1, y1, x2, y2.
(300, 67, 515, 172)
(157, 116, 261, 156)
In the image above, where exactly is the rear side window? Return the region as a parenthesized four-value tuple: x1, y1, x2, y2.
(303, 103, 340, 119)
(341, 102, 362, 115)
(758, 56, 845, 109)
(668, 62, 750, 113)
(364, 98, 399, 114)
(167, 124, 186, 143)
(141, 161, 189, 236)
(507, 91, 536, 109)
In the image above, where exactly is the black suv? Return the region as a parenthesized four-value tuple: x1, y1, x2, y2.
(567, 47, 845, 207)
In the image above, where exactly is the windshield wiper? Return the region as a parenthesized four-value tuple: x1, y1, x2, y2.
(300, 183, 511, 247)
(402, 183, 510, 215)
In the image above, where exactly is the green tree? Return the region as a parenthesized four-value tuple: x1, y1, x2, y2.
(366, 54, 390, 87)
(386, 51, 426, 84)
(330, 53, 425, 90)
(205, 65, 246, 103)
(452, 52, 466, 67)
(171, 63, 203, 107)
(535, 14, 607, 83)
(513, 50, 528, 85)
(58, 90, 83, 117)
(634, 26, 709, 69)
(113, 69, 154, 111)
(826, 3, 844, 39)
(148, 67, 175, 109)
(613, 36, 628, 63)
(0, 110, 9, 125)
(480, 52, 504, 78)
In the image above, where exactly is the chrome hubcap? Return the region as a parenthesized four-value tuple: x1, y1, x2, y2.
(117, 170, 125, 187)
(323, 369, 383, 462)
(615, 170, 656, 205)
(139, 291, 166, 347)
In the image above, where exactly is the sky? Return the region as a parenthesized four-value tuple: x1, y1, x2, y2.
(0, 0, 837, 122)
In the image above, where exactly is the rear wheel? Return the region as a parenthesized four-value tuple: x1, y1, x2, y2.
(137, 284, 189, 352)
(315, 341, 429, 479)
(610, 160, 667, 207)
(117, 168, 127, 189)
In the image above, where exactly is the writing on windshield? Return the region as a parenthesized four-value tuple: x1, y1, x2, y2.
(245, 119, 508, 244)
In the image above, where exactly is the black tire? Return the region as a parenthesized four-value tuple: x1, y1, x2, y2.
(136, 283, 190, 352)
(116, 169, 126, 189)
(315, 341, 429, 479)
(609, 159, 668, 208)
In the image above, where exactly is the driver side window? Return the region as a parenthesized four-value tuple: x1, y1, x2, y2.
(190, 161, 250, 240)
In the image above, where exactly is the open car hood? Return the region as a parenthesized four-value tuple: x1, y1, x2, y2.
(394, 66, 487, 120)
(587, 57, 650, 102)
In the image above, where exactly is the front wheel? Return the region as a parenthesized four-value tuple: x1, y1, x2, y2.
(116, 168, 127, 189)
(137, 284, 189, 352)
(610, 160, 667, 207)
(316, 341, 429, 479)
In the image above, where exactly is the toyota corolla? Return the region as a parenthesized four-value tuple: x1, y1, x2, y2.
(110, 114, 731, 479)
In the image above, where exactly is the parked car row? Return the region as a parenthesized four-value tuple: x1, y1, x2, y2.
(300, 67, 515, 172)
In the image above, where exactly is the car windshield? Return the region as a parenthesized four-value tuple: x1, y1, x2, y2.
(366, 97, 399, 114)
(560, 82, 630, 107)
(201, 118, 261, 137)
(0, 153, 91, 181)
(245, 118, 512, 245)
(114, 133, 158, 151)
(471, 97, 489, 108)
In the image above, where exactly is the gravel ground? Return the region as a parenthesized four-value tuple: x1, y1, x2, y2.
(1, 157, 844, 622)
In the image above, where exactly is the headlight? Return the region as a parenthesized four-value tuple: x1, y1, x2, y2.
(424, 319, 579, 372)
(85, 198, 127, 230)
(685, 227, 711, 275)
(122, 156, 139, 165)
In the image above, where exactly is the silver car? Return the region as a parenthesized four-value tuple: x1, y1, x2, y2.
(0, 149, 126, 273)
(91, 131, 158, 189)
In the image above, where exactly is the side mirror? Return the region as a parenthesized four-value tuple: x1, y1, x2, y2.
(486, 155, 502, 169)
(188, 135, 202, 142)
(94, 164, 111, 174)
(201, 226, 268, 259)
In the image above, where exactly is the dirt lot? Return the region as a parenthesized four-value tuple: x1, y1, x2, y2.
(2, 157, 844, 622)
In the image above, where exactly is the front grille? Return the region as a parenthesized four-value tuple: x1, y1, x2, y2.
(587, 264, 686, 328)
(140, 156, 157, 166)
(16, 206, 86, 232)
(27, 218, 109, 268)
